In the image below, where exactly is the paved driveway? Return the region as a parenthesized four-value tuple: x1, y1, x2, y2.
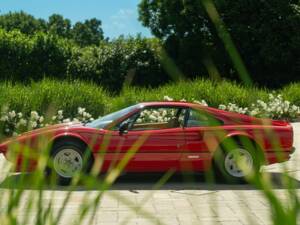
(0, 123, 300, 225)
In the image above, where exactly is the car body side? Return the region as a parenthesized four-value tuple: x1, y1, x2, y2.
(0, 102, 294, 173)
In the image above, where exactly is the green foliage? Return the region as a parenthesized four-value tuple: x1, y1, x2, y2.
(0, 29, 73, 81)
(138, 0, 300, 87)
(48, 14, 71, 38)
(281, 83, 300, 106)
(68, 36, 166, 92)
(71, 18, 104, 46)
(110, 78, 268, 112)
(139, 0, 216, 80)
(0, 29, 167, 91)
(0, 11, 104, 46)
(0, 78, 273, 119)
(0, 79, 108, 118)
(216, 0, 300, 87)
(0, 11, 46, 35)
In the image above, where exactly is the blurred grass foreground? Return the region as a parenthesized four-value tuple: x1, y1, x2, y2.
(0, 0, 299, 225)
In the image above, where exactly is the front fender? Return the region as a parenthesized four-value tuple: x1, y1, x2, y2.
(50, 132, 88, 145)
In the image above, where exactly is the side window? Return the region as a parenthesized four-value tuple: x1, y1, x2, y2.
(129, 107, 186, 130)
(187, 109, 222, 127)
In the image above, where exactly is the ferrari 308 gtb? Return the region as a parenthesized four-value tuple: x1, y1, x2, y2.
(0, 102, 295, 184)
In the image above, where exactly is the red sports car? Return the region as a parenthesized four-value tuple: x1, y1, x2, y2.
(0, 102, 295, 184)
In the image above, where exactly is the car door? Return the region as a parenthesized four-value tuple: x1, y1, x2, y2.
(103, 106, 187, 172)
(181, 108, 223, 171)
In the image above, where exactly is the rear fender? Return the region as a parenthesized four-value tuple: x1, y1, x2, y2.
(218, 131, 260, 151)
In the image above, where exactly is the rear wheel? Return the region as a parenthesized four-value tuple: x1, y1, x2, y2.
(47, 141, 92, 186)
(213, 141, 261, 183)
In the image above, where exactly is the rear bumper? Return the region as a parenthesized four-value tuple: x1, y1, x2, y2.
(266, 146, 296, 164)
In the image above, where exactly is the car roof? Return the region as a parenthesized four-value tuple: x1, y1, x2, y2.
(139, 101, 205, 108)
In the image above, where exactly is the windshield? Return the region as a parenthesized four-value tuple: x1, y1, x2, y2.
(86, 104, 140, 129)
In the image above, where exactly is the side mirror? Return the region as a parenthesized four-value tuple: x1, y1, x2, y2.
(119, 122, 129, 135)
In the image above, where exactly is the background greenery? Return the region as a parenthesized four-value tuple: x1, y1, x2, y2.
(2, 78, 300, 118)
(0, 1, 299, 92)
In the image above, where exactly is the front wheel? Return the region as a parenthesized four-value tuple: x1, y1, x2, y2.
(47, 142, 92, 186)
(213, 144, 260, 183)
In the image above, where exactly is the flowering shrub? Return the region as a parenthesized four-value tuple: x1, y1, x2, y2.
(0, 107, 45, 136)
(51, 107, 93, 124)
(218, 94, 300, 120)
(0, 107, 94, 137)
(0, 94, 299, 137)
(137, 108, 178, 124)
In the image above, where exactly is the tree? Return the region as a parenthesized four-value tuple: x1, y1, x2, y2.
(138, 0, 300, 87)
(216, 0, 300, 87)
(0, 11, 46, 35)
(0, 12, 105, 47)
(72, 18, 104, 46)
(138, 0, 219, 80)
(47, 14, 71, 38)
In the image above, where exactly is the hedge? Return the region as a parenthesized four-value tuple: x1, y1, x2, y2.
(0, 29, 167, 92)
(0, 78, 296, 116)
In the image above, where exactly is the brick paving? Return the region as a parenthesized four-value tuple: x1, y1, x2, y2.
(0, 123, 300, 225)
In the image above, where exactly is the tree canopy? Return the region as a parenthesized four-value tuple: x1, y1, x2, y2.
(0, 11, 104, 46)
(0, 11, 46, 35)
(72, 18, 104, 46)
(138, 0, 300, 87)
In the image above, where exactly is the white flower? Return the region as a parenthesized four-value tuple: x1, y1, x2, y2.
(57, 110, 63, 116)
(82, 112, 88, 118)
(292, 105, 298, 111)
(52, 116, 57, 121)
(250, 110, 258, 116)
(8, 111, 16, 118)
(153, 110, 159, 117)
(200, 100, 208, 106)
(149, 115, 157, 121)
(0, 115, 8, 122)
(39, 116, 44, 123)
(163, 96, 173, 101)
(17, 112, 23, 118)
(31, 111, 39, 120)
(19, 119, 27, 126)
(63, 119, 71, 123)
(78, 107, 85, 115)
(194, 100, 208, 106)
(30, 121, 37, 128)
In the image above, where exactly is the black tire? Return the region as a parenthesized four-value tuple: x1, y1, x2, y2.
(212, 140, 262, 184)
(46, 141, 93, 186)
